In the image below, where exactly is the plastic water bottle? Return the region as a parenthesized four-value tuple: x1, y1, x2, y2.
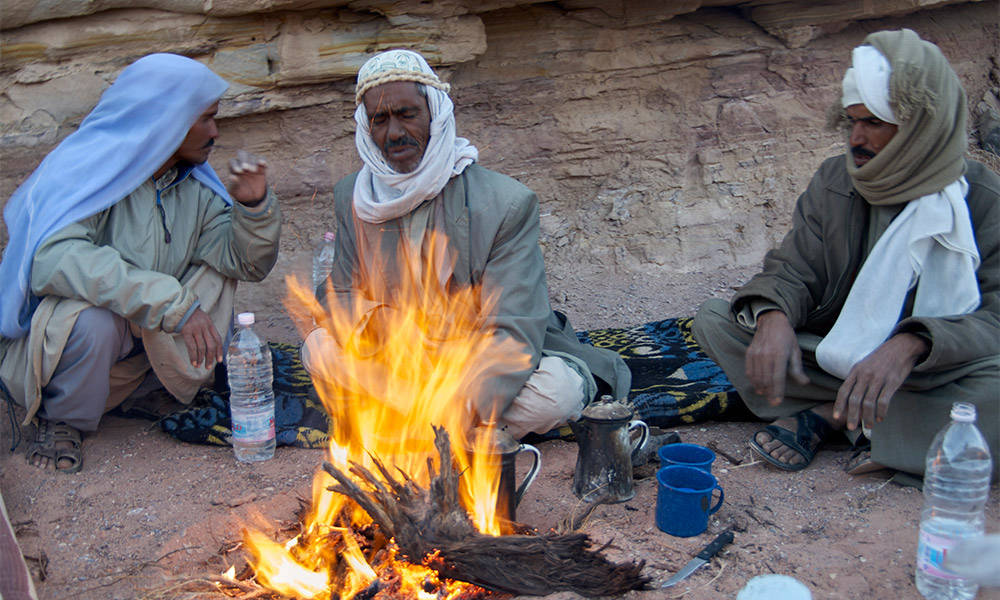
(312, 231, 336, 292)
(227, 312, 275, 462)
(915, 402, 993, 599)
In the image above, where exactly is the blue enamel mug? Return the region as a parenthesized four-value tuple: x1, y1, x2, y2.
(655, 465, 725, 538)
(658, 442, 716, 473)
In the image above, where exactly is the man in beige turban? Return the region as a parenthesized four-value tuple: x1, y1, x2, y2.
(693, 29, 998, 477)
(302, 49, 630, 439)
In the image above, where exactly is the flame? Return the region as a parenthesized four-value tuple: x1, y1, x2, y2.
(243, 232, 531, 597)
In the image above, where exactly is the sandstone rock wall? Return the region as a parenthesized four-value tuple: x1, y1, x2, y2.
(1, 0, 997, 333)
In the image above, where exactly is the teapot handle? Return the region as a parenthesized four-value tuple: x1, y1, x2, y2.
(627, 419, 649, 460)
(513, 443, 542, 507)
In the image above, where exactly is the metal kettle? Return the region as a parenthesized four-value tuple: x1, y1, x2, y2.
(466, 425, 541, 524)
(570, 395, 649, 503)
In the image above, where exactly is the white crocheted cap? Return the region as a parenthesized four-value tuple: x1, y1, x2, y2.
(355, 49, 451, 105)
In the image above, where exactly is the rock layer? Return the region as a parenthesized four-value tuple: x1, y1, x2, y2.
(1, 0, 997, 331)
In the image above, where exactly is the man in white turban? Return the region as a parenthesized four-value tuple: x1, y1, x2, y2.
(693, 30, 998, 477)
(303, 49, 630, 439)
(0, 54, 282, 473)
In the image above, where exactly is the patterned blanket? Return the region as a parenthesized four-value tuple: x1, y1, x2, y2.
(157, 318, 738, 448)
(159, 343, 331, 448)
(578, 317, 738, 427)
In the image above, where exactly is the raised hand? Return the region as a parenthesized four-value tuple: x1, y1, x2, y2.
(228, 149, 269, 206)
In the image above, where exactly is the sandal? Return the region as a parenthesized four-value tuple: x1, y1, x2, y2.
(25, 419, 82, 474)
(845, 448, 888, 476)
(748, 409, 833, 472)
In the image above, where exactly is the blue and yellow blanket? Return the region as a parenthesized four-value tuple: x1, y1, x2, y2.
(157, 317, 738, 448)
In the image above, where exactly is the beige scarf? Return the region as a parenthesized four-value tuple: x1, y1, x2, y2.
(816, 30, 980, 378)
(846, 29, 967, 205)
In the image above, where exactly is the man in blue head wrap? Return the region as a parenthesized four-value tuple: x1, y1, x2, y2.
(0, 54, 282, 473)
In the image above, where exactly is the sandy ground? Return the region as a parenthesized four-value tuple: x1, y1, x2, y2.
(1, 265, 998, 600)
(2, 403, 998, 600)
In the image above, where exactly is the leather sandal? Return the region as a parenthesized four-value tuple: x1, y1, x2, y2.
(845, 448, 888, 475)
(25, 418, 82, 474)
(748, 409, 833, 472)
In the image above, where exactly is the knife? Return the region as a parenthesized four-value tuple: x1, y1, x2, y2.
(661, 529, 734, 588)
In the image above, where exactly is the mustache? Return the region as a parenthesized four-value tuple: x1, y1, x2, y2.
(385, 135, 420, 150)
(202, 138, 215, 150)
(851, 145, 876, 160)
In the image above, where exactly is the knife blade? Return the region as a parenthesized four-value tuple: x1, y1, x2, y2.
(661, 529, 734, 588)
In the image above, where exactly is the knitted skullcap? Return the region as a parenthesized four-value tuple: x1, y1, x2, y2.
(355, 49, 451, 105)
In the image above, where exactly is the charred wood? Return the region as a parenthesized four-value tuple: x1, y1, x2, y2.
(322, 426, 650, 596)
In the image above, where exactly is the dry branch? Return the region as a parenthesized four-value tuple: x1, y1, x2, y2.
(323, 426, 650, 596)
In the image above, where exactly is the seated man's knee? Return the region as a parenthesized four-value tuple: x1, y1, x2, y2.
(68, 307, 128, 351)
(499, 356, 587, 439)
(301, 328, 340, 378)
(692, 297, 733, 342)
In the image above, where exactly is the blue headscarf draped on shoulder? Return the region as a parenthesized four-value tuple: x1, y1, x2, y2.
(0, 53, 230, 338)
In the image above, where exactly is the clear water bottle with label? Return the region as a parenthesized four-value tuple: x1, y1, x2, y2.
(312, 231, 336, 292)
(915, 402, 993, 599)
(227, 312, 275, 462)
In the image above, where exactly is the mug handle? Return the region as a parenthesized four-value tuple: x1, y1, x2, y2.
(513, 443, 542, 507)
(627, 419, 650, 460)
(707, 484, 725, 515)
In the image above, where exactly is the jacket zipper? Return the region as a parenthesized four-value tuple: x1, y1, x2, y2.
(155, 188, 172, 244)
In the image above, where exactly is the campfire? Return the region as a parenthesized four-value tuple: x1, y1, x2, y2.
(226, 235, 647, 599)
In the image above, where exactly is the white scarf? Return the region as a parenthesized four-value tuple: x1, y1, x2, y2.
(815, 48, 980, 378)
(352, 85, 478, 224)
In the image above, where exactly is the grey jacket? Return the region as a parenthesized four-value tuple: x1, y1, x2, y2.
(0, 167, 281, 421)
(733, 156, 999, 373)
(29, 167, 281, 332)
(321, 164, 631, 419)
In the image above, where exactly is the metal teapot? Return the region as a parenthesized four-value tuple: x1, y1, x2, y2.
(570, 395, 649, 503)
(466, 425, 541, 525)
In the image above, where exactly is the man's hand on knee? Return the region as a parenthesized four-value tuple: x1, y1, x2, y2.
(746, 310, 810, 406)
(833, 332, 928, 431)
(181, 308, 223, 368)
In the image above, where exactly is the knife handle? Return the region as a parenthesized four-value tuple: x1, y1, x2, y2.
(696, 529, 734, 561)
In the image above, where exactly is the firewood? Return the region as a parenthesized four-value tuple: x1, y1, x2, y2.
(322, 426, 650, 596)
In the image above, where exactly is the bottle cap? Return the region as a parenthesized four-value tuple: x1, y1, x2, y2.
(237, 312, 255, 326)
(950, 402, 976, 422)
(323, 231, 336, 242)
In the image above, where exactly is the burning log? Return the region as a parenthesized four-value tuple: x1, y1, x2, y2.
(323, 427, 650, 596)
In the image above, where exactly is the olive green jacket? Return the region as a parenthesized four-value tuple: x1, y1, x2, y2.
(321, 164, 630, 420)
(733, 157, 999, 375)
